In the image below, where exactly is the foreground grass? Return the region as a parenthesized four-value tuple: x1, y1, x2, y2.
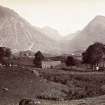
(0, 66, 69, 105)
(0, 66, 105, 105)
(39, 68, 105, 99)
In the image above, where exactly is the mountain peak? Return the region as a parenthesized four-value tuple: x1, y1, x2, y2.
(83, 15, 105, 33)
(94, 15, 105, 20)
(90, 15, 105, 25)
(65, 15, 105, 53)
(0, 5, 61, 54)
(0, 5, 18, 18)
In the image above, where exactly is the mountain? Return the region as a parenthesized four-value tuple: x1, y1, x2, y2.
(0, 6, 61, 54)
(63, 31, 79, 41)
(41, 26, 62, 41)
(65, 15, 105, 53)
(61, 31, 80, 53)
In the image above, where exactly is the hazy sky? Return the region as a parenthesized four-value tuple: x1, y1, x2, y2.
(0, 0, 105, 36)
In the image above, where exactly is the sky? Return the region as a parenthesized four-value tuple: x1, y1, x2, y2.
(0, 0, 105, 36)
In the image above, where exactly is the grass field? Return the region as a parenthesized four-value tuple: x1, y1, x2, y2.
(0, 65, 105, 105)
(38, 68, 105, 99)
(0, 66, 69, 105)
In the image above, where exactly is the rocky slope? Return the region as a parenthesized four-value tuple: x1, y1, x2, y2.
(41, 26, 62, 41)
(0, 6, 61, 54)
(65, 15, 105, 53)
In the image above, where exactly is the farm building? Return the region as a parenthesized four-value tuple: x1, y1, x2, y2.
(96, 58, 105, 69)
(87, 55, 105, 71)
(18, 50, 34, 58)
(42, 60, 61, 69)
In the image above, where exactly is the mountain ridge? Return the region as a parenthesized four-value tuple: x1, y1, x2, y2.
(0, 5, 61, 55)
(64, 15, 105, 53)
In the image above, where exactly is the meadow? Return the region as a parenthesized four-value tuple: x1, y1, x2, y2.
(0, 56, 105, 105)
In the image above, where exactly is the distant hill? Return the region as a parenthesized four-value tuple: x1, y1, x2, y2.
(0, 6, 61, 55)
(63, 31, 80, 41)
(61, 31, 80, 53)
(2, 6, 105, 55)
(41, 26, 62, 41)
(64, 15, 105, 53)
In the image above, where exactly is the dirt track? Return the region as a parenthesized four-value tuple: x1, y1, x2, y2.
(39, 95, 105, 105)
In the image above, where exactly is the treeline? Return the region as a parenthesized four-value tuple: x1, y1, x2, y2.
(82, 42, 105, 70)
(0, 42, 105, 70)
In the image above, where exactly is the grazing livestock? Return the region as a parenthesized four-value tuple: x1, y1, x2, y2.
(1, 87, 9, 92)
(31, 70, 40, 77)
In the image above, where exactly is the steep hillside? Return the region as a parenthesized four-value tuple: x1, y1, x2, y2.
(0, 6, 61, 54)
(64, 15, 105, 53)
(61, 31, 80, 53)
(41, 26, 62, 41)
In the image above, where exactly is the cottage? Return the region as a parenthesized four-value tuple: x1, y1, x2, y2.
(93, 55, 105, 71)
(42, 60, 61, 69)
(19, 50, 34, 58)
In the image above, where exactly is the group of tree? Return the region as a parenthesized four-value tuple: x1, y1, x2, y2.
(33, 51, 77, 68)
(1, 42, 104, 69)
(82, 42, 105, 69)
(0, 47, 12, 65)
(64, 42, 105, 70)
(33, 51, 44, 68)
(0, 46, 45, 68)
(65, 56, 75, 67)
(0, 46, 80, 68)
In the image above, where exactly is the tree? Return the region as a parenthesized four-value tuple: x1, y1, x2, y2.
(33, 51, 44, 68)
(65, 56, 75, 67)
(0, 47, 12, 65)
(82, 42, 105, 68)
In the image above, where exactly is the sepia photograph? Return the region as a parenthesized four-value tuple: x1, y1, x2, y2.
(0, 0, 105, 105)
